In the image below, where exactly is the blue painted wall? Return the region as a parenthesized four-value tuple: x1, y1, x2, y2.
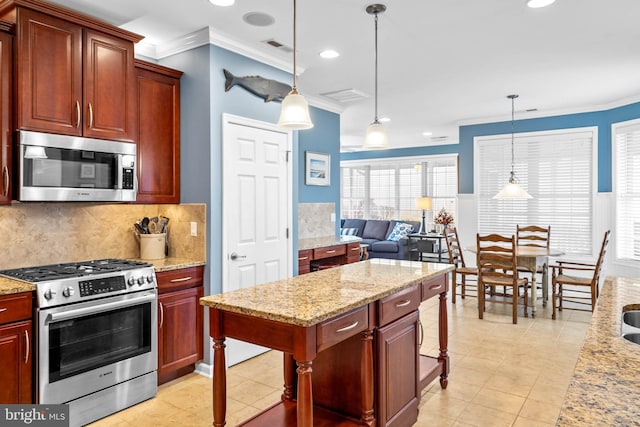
(160, 44, 341, 297)
(343, 101, 640, 195)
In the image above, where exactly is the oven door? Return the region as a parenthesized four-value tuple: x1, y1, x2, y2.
(37, 289, 157, 404)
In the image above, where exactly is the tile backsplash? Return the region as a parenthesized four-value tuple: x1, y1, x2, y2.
(0, 202, 206, 269)
(298, 203, 336, 239)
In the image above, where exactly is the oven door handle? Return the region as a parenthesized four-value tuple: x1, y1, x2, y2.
(47, 292, 156, 323)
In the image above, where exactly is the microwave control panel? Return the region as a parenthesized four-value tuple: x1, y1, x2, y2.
(122, 168, 134, 189)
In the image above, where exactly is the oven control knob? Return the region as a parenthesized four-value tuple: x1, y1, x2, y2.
(44, 289, 56, 300)
(137, 276, 145, 285)
(128, 277, 136, 287)
(146, 275, 155, 283)
(62, 287, 75, 298)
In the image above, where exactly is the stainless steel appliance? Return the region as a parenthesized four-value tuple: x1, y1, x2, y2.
(0, 259, 157, 427)
(17, 130, 137, 202)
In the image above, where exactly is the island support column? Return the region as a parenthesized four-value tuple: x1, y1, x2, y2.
(210, 309, 227, 426)
(438, 290, 449, 388)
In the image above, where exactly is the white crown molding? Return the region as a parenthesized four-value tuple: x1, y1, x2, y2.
(134, 27, 344, 114)
(457, 92, 640, 127)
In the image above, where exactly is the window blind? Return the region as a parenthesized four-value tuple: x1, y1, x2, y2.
(613, 119, 640, 262)
(341, 156, 457, 223)
(476, 129, 595, 256)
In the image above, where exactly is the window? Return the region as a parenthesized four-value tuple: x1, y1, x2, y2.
(341, 156, 457, 225)
(613, 119, 640, 263)
(475, 128, 596, 256)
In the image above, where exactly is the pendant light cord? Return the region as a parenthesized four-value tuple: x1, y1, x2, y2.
(374, 12, 379, 122)
(292, 0, 298, 91)
(510, 95, 515, 174)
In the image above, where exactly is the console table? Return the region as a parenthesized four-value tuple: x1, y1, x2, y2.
(201, 260, 453, 427)
(407, 233, 448, 263)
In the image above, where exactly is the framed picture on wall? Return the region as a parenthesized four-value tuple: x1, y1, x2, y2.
(305, 151, 330, 186)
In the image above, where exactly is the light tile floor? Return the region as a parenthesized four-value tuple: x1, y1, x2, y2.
(90, 289, 591, 427)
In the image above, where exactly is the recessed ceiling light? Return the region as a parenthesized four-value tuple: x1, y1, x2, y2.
(319, 49, 339, 59)
(243, 12, 275, 26)
(379, 117, 391, 123)
(209, 0, 235, 6)
(526, 0, 556, 8)
(422, 131, 432, 137)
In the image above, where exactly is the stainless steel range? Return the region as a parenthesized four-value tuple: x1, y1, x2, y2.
(0, 259, 158, 427)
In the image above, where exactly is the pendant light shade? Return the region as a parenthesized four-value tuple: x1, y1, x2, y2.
(494, 94, 532, 200)
(363, 4, 388, 149)
(278, 0, 313, 130)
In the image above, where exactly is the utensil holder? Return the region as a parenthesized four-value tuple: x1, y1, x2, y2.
(139, 233, 166, 260)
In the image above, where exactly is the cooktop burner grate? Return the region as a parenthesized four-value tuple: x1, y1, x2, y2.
(0, 259, 151, 282)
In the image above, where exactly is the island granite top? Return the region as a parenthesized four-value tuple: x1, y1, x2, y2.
(200, 259, 453, 327)
(557, 275, 640, 426)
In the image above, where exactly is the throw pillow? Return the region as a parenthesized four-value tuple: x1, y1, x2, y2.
(340, 227, 358, 236)
(387, 222, 413, 241)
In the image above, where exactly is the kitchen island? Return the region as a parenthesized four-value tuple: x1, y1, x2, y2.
(201, 259, 454, 427)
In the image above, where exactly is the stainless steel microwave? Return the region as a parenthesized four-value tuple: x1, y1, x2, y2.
(17, 131, 137, 202)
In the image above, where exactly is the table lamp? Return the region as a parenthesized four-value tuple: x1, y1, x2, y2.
(416, 197, 432, 234)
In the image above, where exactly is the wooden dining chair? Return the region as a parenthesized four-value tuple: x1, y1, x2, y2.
(551, 230, 610, 320)
(443, 227, 477, 303)
(516, 224, 551, 299)
(477, 233, 529, 324)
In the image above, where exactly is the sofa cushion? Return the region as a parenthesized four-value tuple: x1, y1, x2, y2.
(362, 220, 391, 241)
(341, 219, 367, 237)
(340, 227, 359, 236)
(370, 240, 400, 253)
(387, 222, 414, 241)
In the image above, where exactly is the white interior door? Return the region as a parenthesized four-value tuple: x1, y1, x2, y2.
(222, 114, 292, 367)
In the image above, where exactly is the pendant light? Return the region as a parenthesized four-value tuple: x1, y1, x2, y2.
(493, 94, 533, 199)
(363, 4, 388, 149)
(277, 0, 313, 130)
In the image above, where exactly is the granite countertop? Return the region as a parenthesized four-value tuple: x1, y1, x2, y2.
(201, 259, 453, 327)
(0, 276, 36, 296)
(557, 275, 640, 426)
(131, 257, 206, 273)
(298, 235, 362, 251)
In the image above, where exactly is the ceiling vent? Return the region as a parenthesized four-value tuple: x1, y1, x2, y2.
(263, 39, 293, 53)
(321, 89, 369, 103)
(430, 136, 449, 143)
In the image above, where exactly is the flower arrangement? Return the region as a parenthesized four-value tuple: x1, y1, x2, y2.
(434, 208, 454, 225)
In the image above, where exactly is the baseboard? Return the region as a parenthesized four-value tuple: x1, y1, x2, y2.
(195, 361, 212, 378)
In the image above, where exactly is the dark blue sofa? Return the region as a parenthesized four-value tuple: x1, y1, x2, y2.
(341, 219, 421, 260)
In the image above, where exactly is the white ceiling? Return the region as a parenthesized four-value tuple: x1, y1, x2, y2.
(48, 0, 640, 151)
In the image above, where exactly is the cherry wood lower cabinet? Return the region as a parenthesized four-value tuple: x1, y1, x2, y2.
(298, 241, 362, 274)
(0, 292, 33, 403)
(156, 266, 204, 385)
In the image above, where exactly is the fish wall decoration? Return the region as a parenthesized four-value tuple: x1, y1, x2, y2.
(223, 69, 292, 103)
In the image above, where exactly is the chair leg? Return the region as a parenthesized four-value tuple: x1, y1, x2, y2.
(461, 276, 466, 299)
(512, 287, 517, 324)
(523, 281, 528, 318)
(478, 284, 484, 319)
(552, 278, 557, 320)
(452, 270, 457, 304)
(591, 282, 597, 312)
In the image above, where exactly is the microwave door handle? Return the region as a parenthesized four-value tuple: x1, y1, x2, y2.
(115, 154, 123, 190)
(48, 292, 156, 323)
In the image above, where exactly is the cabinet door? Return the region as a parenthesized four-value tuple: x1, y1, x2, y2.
(83, 30, 136, 141)
(135, 62, 182, 203)
(376, 310, 419, 427)
(17, 8, 83, 135)
(158, 286, 203, 384)
(0, 320, 32, 403)
(0, 30, 11, 204)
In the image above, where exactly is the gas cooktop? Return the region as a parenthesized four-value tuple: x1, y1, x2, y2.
(0, 258, 151, 283)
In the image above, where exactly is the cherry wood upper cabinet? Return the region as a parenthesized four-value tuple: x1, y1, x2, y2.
(135, 60, 182, 204)
(0, 27, 12, 205)
(13, 4, 140, 142)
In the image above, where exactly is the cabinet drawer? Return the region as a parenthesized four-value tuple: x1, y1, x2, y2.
(378, 285, 420, 327)
(346, 242, 361, 256)
(313, 245, 346, 260)
(421, 275, 448, 302)
(317, 306, 368, 352)
(156, 266, 204, 293)
(0, 292, 32, 325)
(298, 250, 312, 265)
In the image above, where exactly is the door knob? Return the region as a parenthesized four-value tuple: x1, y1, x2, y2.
(230, 252, 247, 261)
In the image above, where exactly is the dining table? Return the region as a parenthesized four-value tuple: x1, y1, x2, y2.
(465, 245, 564, 316)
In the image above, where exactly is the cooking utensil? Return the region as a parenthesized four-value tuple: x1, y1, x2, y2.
(148, 220, 157, 234)
(141, 217, 150, 234)
(134, 222, 145, 234)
